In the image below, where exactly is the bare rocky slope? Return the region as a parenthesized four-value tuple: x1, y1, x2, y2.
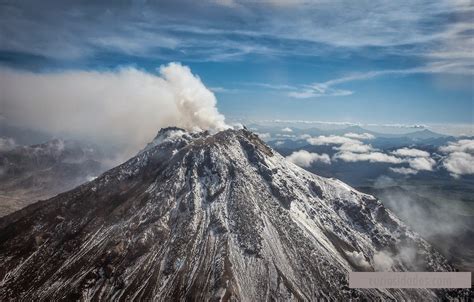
(0, 128, 468, 301)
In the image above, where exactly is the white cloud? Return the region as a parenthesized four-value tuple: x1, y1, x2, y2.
(0, 62, 228, 158)
(230, 122, 244, 129)
(442, 151, 474, 177)
(334, 149, 436, 171)
(390, 167, 418, 175)
(276, 134, 295, 138)
(439, 139, 474, 153)
(281, 127, 293, 132)
(407, 157, 436, 171)
(334, 151, 403, 164)
(299, 134, 312, 140)
(256, 132, 271, 140)
(306, 135, 359, 146)
(244, 82, 297, 90)
(288, 87, 353, 98)
(439, 139, 474, 177)
(209, 86, 239, 93)
(288, 51, 474, 98)
(1, 0, 471, 77)
(309, 135, 439, 172)
(344, 132, 375, 140)
(392, 147, 430, 158)
(335, 142, 374, 153)
(286, 150, 331, 167)
(307, 134, 374, 153)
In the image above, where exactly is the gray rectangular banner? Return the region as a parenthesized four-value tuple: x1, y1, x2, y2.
(349, 272, 471, 288)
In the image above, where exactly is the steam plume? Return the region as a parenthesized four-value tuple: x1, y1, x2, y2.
(0, 62, 228, 158)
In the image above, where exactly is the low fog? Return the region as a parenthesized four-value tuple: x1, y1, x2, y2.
(372, 176, 474, 271)
(0, 62, 228, 160)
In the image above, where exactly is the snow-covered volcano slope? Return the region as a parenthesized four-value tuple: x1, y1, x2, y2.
(0, 128, 466, 301)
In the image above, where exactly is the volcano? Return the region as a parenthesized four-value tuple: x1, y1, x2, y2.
(0, 128, 465, 300)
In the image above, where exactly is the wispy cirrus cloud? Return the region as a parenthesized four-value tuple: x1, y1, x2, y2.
(288, 86, 353, 99)
(286, 60, 474, 98)
(245, 54, 473, 98)
(209, 86, 240, 93)
(0, 0, 471, 64)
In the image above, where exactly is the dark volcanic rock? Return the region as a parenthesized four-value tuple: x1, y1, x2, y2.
(0, 128, 468, 301)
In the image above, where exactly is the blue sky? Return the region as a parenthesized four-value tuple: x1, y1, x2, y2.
(1, 0, 473, 128)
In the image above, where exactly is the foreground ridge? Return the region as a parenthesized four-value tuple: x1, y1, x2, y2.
(0, 128, 466, 301)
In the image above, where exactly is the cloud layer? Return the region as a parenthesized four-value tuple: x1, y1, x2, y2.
(0, 62, 228, 157)
(302, 134, 473, 178)
(303, 134, 446, 175)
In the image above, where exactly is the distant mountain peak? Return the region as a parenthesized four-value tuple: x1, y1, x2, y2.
(404, 128, 446, 139)
(0, 128, 463, 300)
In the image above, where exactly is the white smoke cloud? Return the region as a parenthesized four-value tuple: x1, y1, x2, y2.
(286, 150, 331, 167)
(345, 250, 370, 269)
(439, 139, 474, 177)
(373, 250, 394, 271)
(0, 62, 228, 158)
(373, 246, 419, 271)
(392, 147, 430, 158)
(343, 132, 375, 140)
